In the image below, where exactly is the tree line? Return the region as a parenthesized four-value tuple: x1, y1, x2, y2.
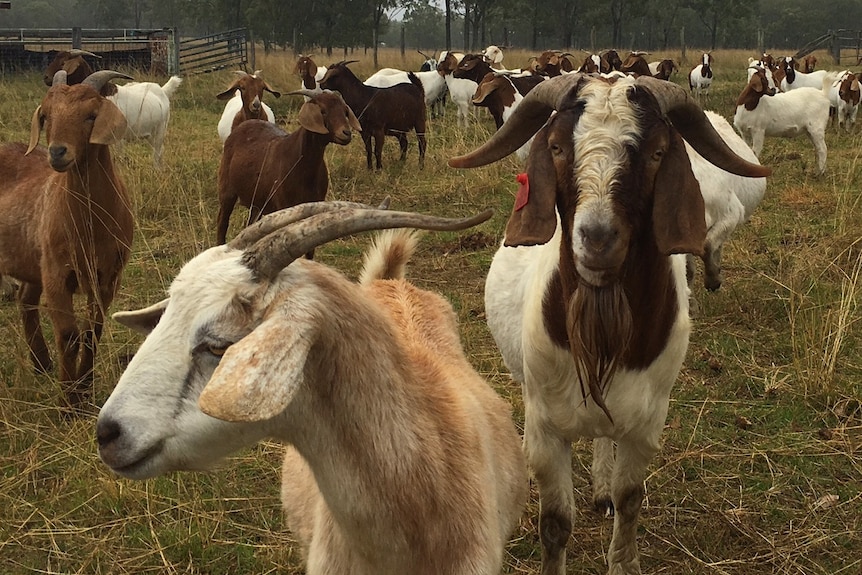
(1, 0, 860, 55)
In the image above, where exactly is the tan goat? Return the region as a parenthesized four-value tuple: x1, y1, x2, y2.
(0, 70, 134, 410)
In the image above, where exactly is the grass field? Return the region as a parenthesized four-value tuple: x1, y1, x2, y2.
(0, 47, 860, 574)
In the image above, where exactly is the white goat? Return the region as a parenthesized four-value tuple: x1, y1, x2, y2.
(450, 74, 770, 575)
(107, 76, 182, 166)
(688, 52, 713, 102)
(96, 202, 527, 575)
(779, 56, 831, 91)
(364, 67, 447, 113)
(734, 68, 830, 175)
(483, 45, 505, 68)
(686, 111, 768, 291)
(437, 52, 477, 126)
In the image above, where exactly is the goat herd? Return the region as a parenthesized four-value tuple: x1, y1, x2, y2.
(0, 44, 853, 574)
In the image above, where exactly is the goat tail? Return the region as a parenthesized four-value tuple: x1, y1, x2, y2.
(161, 76, 184, 99)
(407, 71, 424, 91)
(359, 229, 420, 285)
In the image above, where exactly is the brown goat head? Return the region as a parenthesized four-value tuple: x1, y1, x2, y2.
(294, 55, 320, 89)
(43, 49, 99, 87)
(217, 72, 281, 118)
(28, 70, 129, 172)
(292, 90, 362, 145)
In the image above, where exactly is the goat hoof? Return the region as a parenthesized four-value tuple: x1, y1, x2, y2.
(594, 497, 614, 518)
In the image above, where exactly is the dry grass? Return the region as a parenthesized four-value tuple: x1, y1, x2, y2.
(0, 47, 860, 574)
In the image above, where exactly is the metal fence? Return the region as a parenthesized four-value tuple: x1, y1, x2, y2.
(0, 27, 252, 76)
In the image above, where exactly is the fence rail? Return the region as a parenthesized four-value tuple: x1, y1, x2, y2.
(0, 27, 252, 76)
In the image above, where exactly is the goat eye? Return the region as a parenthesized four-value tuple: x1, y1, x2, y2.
(550, 143, 563, 155)
(207, 344, 229, 357)
(652, 149, 664, 161)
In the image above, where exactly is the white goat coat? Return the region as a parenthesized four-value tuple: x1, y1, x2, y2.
(109, 75, 182, 165)
(364, 69, 447, 107)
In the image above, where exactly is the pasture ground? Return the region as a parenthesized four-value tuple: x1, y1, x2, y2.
(0, 47, 860, 574)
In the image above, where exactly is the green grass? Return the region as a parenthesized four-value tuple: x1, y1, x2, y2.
(0, 47, 860, 574)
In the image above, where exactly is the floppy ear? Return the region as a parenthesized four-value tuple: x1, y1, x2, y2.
(264, 82, 281, 97)
(199, 313, 317, 423)
(216, 82, 240, 100)
(297, 101, 328, 134)
(652, 131, 706, 256)
(504, 123, 558, 247)
(113, 299, 170, 335)
(89, 99, 127, 145)
(346, 105, 362, 132)
(26, 105, 42, 155)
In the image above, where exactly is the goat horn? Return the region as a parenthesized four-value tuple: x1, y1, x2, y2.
(51, 70, 68, 86)
(83, 70, 133, 92)
(233, 70, 250, 77)
(449, 73, 586, 168)
(285, 89, 319, 98)
(243, 206, 494, 282)
(68, 49, 101, 58)
(634, 76, 772, 178)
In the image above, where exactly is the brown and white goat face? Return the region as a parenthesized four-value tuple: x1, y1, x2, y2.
(507, 81, 705, 288)
(217, 75, 281, 119)
(298, 92, 362, 145)
(28, 84, 127, 172)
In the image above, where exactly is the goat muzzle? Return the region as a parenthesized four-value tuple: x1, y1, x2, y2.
(48, 144, 73, 171)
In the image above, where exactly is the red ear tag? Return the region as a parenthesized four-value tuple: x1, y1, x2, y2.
(514, 172, 529, 211)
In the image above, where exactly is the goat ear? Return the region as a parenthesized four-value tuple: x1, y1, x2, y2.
(652, 132, 706, 256)
(264, 82, 281, 98)
(26, 105, 42, 155)
(90, 99, 127, 146)
(216, 85, 238, 100)
(504, 123, 558, 247)
(113, 299, 169, 335)
(346, 105, 362, 132)
(198, 314, 316, 423)
(297, 101, 329, 134)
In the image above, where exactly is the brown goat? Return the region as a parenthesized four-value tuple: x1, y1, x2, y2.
(533, 50, 576, 76)
(216, 91, 361, 246)
(216, 71, 281, 142)
(0, 70, 134, 410)
(620, 52, 652, 77)
(320, 62, 427, 170)
(42, 49, 99, 87)
(803, 54, 817, 73)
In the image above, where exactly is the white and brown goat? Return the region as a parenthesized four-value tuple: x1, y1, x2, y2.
(450, 74, 770, 575)
(216, 71, 281, 143)
(96, 202, 527, 575)
(0, 70, 134, 410)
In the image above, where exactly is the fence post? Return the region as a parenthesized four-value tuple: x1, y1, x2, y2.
(680, 26, 686, 65)
(169, 27, 179, 75)
(72, 27, 81, 49)
(830, 30, 840, 64)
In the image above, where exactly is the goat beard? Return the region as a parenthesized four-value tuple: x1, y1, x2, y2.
(566, 281, 633, 423)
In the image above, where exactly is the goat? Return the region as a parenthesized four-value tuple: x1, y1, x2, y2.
(449, 73, 770, 575)
(483, 45, 505, 67)
(321, 61, 427, 170)
(42, 49, 99, 86)
(216, 71, 281, 143)
(96, 201, 527, 575)
(576, 53, 602, 74)
(454, 54, 543, 96)
(293, 54, 327, 101)
(828, 70, 861, 131)
(779, 56, 830, 91)
(363, 66, 447, 120)
(803, 54, 818, 73)
(0, 70, 134, 410)
(104, 75, 183, 166)
(437, 52, 479, 126)
(532, 50, 576, 76)
(685, 111, 768, 291)
(747, 59, 778, 91)
(648, 59, 678, 80)
(471, 73, 534, 161)
(620, 52, 652, 77)
(216, 90, 361, 246)
(688, 52, 714, 102)
(734, 68, 830, 175)
(418, 53, 448, 118)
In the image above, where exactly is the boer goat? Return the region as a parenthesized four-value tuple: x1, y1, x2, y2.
(689, 52, 714, 102)
(0, 70, 134, 410)
(734, 68, 830, 175)
(42, 49, 99, 86)
(828, 70, 861, 131)
(320, 61, 427, 170)
(216, 91, 361, 246)
(96, 202, 527, 575)
(471, 73, 537, 162)
(648, 59, 678, 80)
(437, 52, 479, 126)
(779, 56, 830, 91)
(216, 71, 281, 143)
(293, 54, 327, 100)
(450, 74, 770, 575)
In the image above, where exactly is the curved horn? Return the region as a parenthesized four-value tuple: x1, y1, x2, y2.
(233, 70, 250, 77)
(243, 207, 494, 281)
(68, 49, 101, 59)
(51, 70, 68, 86)
(82, 70, 133, 92)
(417, 49, 431, 60)
(634, 76, 772, 178)
(449, 73, 587, 168)
(286, 89, 320, 99)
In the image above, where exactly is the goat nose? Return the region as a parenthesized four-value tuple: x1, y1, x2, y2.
(580, 222, 618, 254)
(49, 145, 67, 162)
(96, 417, 122, 448)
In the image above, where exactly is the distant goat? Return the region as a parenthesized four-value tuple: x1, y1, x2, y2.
(42, 49, 99, 86)
(216, 91, 360, 246)
(293, 54, 327, 100)
(216, 71, 281, 143)
(0, 70, 134, 410)
(689, 52, 714, 102)
(321, 61, 427, 170)
(96, 202, 527, 575)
